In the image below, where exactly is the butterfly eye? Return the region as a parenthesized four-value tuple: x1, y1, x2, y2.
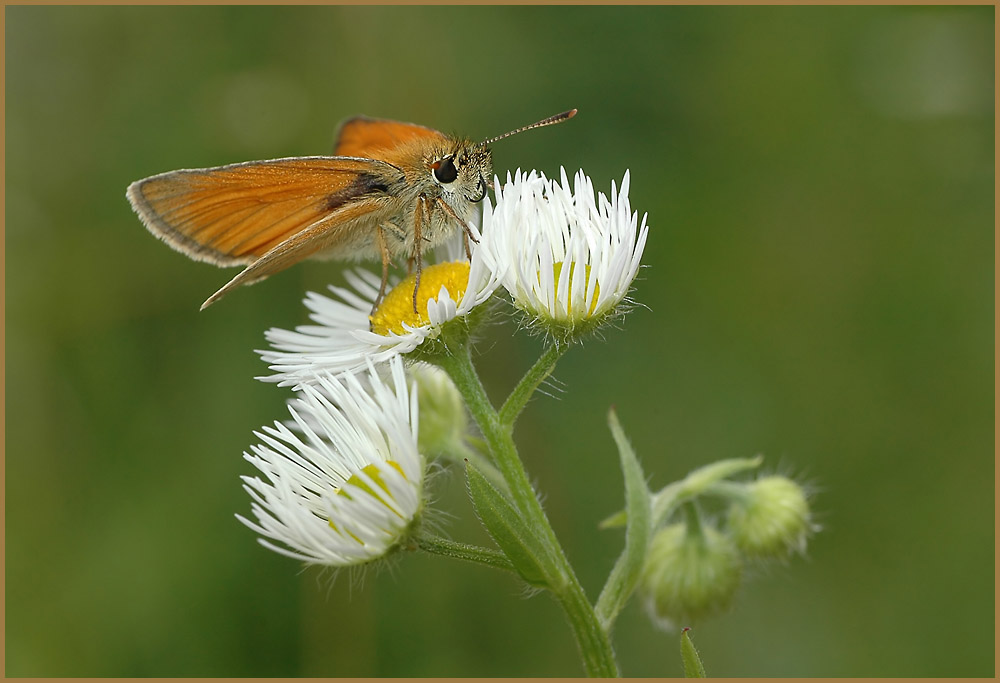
(432, 157, 459, 184)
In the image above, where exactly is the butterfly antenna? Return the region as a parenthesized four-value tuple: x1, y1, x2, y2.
(478, 109, 577, 147)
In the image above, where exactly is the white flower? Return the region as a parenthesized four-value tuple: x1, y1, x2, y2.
(237, 356, 424, 566)
(479, 168, 649, 335)
(258, 230, 502, 386)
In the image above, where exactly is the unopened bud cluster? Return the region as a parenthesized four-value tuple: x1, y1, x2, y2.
(641, 475, 814, 628)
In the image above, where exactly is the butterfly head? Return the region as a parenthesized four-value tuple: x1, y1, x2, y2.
(429, 142, 492, 204)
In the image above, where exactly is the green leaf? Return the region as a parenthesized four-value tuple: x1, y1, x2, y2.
(595, 407, 652, 630)
(598, 508, 628, 530)
(465, 461, 563, 589)
(680, 627, 706, 677)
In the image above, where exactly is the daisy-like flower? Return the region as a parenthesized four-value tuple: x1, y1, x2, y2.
(479, 168, 649, 338)
(237, 356, 424, 566)
(259, 229, 502, 386)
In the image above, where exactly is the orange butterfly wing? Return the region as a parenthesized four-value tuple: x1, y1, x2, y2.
(128, 116, 449, 308)
(334, 117, 447, 158)
(127, 156, 401, 267)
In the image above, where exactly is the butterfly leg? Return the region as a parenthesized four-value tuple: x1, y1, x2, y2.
(435, 197, 479, 260)
(462, 230, 472, 261)
(371, 225, 392, 316)
(411, 198, 426, 314)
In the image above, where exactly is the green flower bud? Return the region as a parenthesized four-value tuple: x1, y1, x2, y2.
(641, 519, 742, 628)
(727, 475, 813, 560)
(410, 363, 468, 458)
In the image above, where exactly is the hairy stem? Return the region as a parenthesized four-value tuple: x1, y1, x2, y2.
(416, 535, 515, 573)
(434, 344, 619, 677)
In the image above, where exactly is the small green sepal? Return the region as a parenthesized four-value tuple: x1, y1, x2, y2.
(598, 508, 628, 530)
(680, 627, 706, 677)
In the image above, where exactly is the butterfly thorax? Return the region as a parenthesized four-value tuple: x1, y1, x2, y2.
(362, 137, 491, 257)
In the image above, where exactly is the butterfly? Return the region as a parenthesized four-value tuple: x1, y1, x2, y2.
(127, 109, 576, 312)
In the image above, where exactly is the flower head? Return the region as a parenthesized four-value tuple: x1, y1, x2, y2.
(726, 475, 815, 560)
(641, 519, 743, 629)
(237, 356, 424, 566)
(259, 231, 502, 386)
(480, 168, 649, 339)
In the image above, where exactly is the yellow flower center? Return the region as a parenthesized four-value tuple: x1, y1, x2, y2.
(330, 461, 408, 542)
(548, 262, 600, 317)
(369, 262, 472, 335)
(336, 461, 406, 503)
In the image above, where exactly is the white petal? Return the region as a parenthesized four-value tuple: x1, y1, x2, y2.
(479, 168, 649, 326)
(237, 356, 423, 566)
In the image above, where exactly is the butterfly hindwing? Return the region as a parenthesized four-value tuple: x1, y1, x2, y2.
(334, 117, 447, 158)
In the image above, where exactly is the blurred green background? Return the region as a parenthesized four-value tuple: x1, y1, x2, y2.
(5, 5, 994, 677)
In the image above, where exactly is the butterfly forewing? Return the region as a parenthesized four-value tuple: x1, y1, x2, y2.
(127, 156, 401, 266)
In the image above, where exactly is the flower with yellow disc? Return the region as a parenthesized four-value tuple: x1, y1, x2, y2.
(258, 230, 503, 386)
(238, 356, 424, 566)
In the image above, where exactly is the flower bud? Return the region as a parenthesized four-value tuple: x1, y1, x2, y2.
(410, 362, 468, 458)
(727, 475, 813, 560)
(641, 520, 742, 628)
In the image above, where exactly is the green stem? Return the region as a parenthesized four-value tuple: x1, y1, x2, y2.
(435, 344, 619, 677)
(651, 481, 685, 529)
(434, 345, 539, 519)
(417, 535, 515, 573)
(652, 457, 763, 527)
(555, 576, 621, 677)
(499, 341, 567, 425)
(702, 479, 751, 502)
(682, 500, 703, 538)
